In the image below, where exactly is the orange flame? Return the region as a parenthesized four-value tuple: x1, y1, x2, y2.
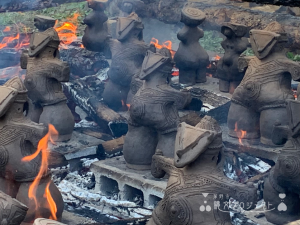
(55, 13, 80, 49)
(22, 124, 59, 220)
(234, 122, 247, 145)
(150, 38, 179, 76)
(126, 104, 131, 110)
(0, 25, 30, 50)
(3, 26, 10, 32)
(215, 55, 221, 60)
(44, 181, 57, 220)
(150, 38, 176, 58)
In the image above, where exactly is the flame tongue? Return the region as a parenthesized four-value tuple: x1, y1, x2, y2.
(54, 13, 80, 49)
(234, 122, 247, 145)
(22, 124, 59, 220)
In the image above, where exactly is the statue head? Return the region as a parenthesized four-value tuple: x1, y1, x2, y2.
(0, 77, 27, 119)
(139, 49, 173, 81)
(174, 116, 222, 168)
(116, 13, 144, 41)
(180, 5, 206, 27)
(250, 21, 287, 59)
(221, 22, 247, 38)
(34, 15, 56, 31)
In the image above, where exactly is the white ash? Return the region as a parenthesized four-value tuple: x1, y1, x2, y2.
(52, 157, 152, 220)
(81, 158, 99, 168)
(75, 119, 98, 128)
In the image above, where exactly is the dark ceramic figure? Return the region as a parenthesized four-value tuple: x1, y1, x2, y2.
(217, 22, 248, 94)
(0, 77, 64, 223)
(120, 0, 145, 17)
(102, 13, 151, 111)
(0, 191, 28, 225)
(174, 6, 209, 86)
(228, 22, 300, 146)
(22, 16, 75, 142)
(82, 0, 109, 53)
(148, 116, 257, 225)
(264, 99, 300, 224)
(123, 49, 191, 170)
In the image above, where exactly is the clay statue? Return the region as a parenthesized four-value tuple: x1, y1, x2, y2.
(174, 5, 209, 86)
(22, 15, 75, 141)
(0, 191, 28, 225)
(0, 77, 64, 223)
(216, 22, 248, 93)
(82, 0, 109, 53)
(148, 116, 258, 225)
(264, 99, 300, 224)
(123, 49, 191, 170)
(227, 22, 300, 146)
(103, 13, 152, 110)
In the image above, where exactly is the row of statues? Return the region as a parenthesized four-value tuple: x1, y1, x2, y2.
(1, 0, 300, 223)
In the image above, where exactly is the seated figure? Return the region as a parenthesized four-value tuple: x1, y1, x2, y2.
(228, 22, 300, 146)
(148, 116, 257, 225)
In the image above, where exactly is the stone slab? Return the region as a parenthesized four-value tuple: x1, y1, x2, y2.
(48, 131, 104, 166)
(91, 156, 167, 208)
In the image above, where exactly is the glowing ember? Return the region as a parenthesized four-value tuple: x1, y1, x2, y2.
(3, 26, 10, 32)
(55, 13, 80, 49)
(234, 122, 247, 145)
(214, 55, 221, 60)
(22, 124, 59, 220)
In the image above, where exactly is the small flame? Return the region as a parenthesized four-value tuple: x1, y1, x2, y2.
(126, 104, 131, 109)
(215, 55, 221, 60)
(234, 122, 247, 145)
(22, 124, 59, 220)
(3, 26, 10, 32)
(44, 182, 57, 220)
(150, 38, 176, 58)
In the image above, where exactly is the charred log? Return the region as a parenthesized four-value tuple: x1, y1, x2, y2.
(64, 74, 128, 137)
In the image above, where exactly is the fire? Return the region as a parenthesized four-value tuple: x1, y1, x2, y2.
(3, 26, 10, 32)
(150, 38, 179, 76)
(234, 122, 247, 145)
(55, 13, 80, 49)
(44, 182, 57, 220)
(22, 124, 59, 220)
(214, 55, 221, 60)
(126, 104, 131, 109)
(0, 26, 29, 50)
(150, 38, 176, 58)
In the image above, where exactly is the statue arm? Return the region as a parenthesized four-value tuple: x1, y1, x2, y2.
(287, 61, 300, 81)
(151, 153, 181, 178)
